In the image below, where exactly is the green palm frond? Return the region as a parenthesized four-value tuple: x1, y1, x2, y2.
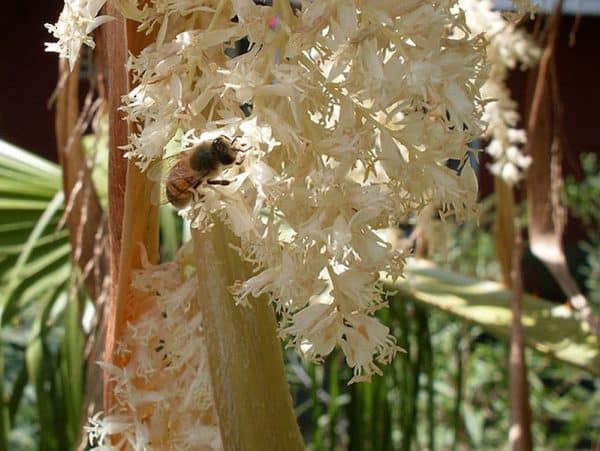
(0, 139, 79, 450)
(0, 138, 183, 450)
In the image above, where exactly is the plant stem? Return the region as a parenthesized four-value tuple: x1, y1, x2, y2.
(493, 176, 515, 286)
(420, 308, 435, 451)
(191, 222, 304, 450)
(327, 353, 340, 450)
(101, 1, 160, 414)
(509, 231, 533, 451)
(452, 331, 464, 451)
(309, 363, 323, 450)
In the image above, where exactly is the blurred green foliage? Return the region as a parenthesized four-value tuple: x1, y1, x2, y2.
(565, 153, 600, 235)
(565, 153, 600, 314)
(0, 140, 84, 450)
(291, 301, 599, 450)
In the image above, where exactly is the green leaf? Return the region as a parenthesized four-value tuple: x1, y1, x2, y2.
(8, 360, 28, 425)
(25, 289, 61, 451)
(0, 140, 60, 181)
(392, 261, 600, 375)
(0, 191, 68, 331)
(160, 206, 182, 261)
(0, 140, 89, 450)
(0, 199, 59, 210)
(0, 229, 68, 256)
(54, 285, 85, 446)
(2, 256, 71, 326)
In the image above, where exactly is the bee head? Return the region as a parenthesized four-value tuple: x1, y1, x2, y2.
(212, 136, 238, 165)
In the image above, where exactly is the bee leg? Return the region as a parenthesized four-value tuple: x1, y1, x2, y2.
(207, 179, 231, 186)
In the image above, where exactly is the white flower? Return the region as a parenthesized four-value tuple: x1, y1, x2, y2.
(45, 0, 113, 70)
(461, 0, 539, 185)
(339, 313, 401, 383)
(283, 302, 342, 360)
(113, 0, 491, 381)
(283, 301, 400, 382)
(87, 243, 221, 449)
(329, 267, 382, 314)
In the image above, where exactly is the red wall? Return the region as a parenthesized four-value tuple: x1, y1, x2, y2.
(0, 1, 63, 161)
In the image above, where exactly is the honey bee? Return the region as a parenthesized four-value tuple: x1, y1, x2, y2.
(150, 136, 244, 209)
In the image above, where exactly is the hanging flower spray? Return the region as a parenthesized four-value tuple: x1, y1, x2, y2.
(47, 0, 536, 448)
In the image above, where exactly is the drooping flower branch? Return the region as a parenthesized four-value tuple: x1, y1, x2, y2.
(45, 0, 536, 447)
(44, 0, 536, 383)
(461, 0, 540, 185)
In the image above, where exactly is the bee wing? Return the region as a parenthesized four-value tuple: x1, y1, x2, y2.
(146, 153, 184, 182)
(146, 153, 190, 207)
(150, 178, 169, 207)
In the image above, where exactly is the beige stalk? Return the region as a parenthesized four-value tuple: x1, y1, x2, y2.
(192, 222, 304, 451)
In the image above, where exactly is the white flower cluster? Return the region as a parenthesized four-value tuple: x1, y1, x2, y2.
(461, 0, 540, 184)
(44, 0, 113, 70)
(45, 0, 537, 444)
(46, 0, 493, 383)
(86, 244, 221, 450)
(43, 0, 536, 446)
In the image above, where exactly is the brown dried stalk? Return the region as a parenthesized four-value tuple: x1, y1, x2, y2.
(493, 160, 531, 450)
(54, 59, 107, 302)
(508, 231, 532, 451)
(98, 1, 160, 414)
(525, 5, 599, 337)
(54, 57, 109, 443)
(494, 176, 516, 286)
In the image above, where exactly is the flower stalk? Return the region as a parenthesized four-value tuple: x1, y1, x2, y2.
(192, 222, 303, 449)
(99, 0, 160, 420)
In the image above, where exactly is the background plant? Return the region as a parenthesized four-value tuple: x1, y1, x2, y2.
(565, 153, 600, 315)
